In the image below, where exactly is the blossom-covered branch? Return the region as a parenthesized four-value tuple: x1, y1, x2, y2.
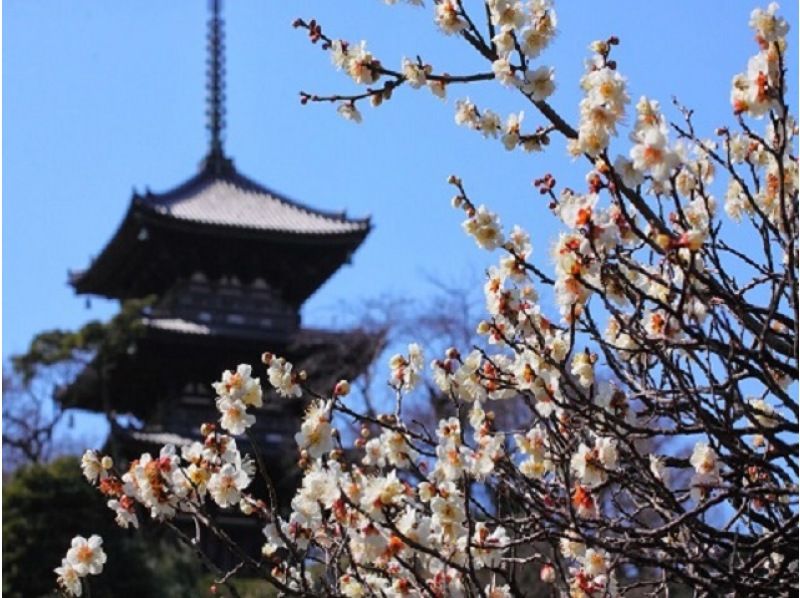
(65, 2, 797, 596)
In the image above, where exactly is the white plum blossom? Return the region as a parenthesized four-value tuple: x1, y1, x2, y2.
(455, 97, 480, 128)
(66, 535, 107, 577)
(208, 463, 252, 508)
(402, 57, 429, 88)
(492, 55, 519, 87)
(690, 442, 719, 476)
(329, 39, 349, 70)
(295, 400, 335, 459)
(489, 0, 525, 31)
(55, 559, 83, 597)
(217, 397, 256, 435)
(570, 351, 594, 388)
(480, 109, 502, 138)
(265, 356, 303, 398)
(463, 205, 504, 250)
(613, 155, 644, 188)
(493, 30, 515, 55)
(690, 442, 721, 502)
(520, 0, 558, 57)
(389, 343, 424, 391)
(571, 437, 618, 487)
(363, 429, 417, 468)
(337, 102, 363, 124)
(501, 111, 524, 150)
(434, 0, 466, 35)
(80, 450, 108, 484)
(630, 126, 680, 181)
(583, 548, 609, 576)
(107, 497, 139, 529)
(347, 41, 379, 85)
(749, 398, 780, 428)
(212, 363, 263, 407)
(749, 2, 789, 43)
(427, 78, 446, 99)
(523, 65, 556, 101)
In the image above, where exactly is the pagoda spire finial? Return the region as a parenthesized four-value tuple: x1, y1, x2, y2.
(203, 0, 232, 174)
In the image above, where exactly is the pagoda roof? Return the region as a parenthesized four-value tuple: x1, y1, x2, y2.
(136, 165, 369, 235)
(70, 161, 371, 304)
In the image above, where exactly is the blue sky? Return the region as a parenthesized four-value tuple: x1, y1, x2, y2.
(4, 0, 797, 368)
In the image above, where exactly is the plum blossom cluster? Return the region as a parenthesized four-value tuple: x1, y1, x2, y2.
(74, 365, 275, 583)
(70, 2, 797, 595)
(81, 427, 256, 527)
(213, 363, 263, 434)
(722, 4, 799, 235)
(454, 98, 553, 152)
(296, 1, 559, 137)
(569, 37, 629, 157)
(389, 343, 425, 391)
(731, 3, 788, 117)
(54, 535, 107, 597)
(259, 361, 515, 595)
(484, 0, 558, 92)
(483, 0, 558, 69)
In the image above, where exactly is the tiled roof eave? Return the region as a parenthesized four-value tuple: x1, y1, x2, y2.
(132, 168, 372, 237)
(134, 202, 371, 242)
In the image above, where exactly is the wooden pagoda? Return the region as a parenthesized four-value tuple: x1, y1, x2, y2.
(64, 0, 379, 515)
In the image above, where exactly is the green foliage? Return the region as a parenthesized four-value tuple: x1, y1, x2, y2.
(2, 456, 202, 598)
(11, 297, 154, 383)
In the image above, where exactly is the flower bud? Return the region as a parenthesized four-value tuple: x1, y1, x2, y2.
(101, 456, 113, 470)
(334, 379, 351, 397)
(200, 422, 216, 437)
(540, 563, 557, 583)
(261, 352, 274, 365)
(240, 499, 254, 515)
(451, 195, 464, 209)
(447, 174, 461, 185)
(476, 320, 491, 334)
